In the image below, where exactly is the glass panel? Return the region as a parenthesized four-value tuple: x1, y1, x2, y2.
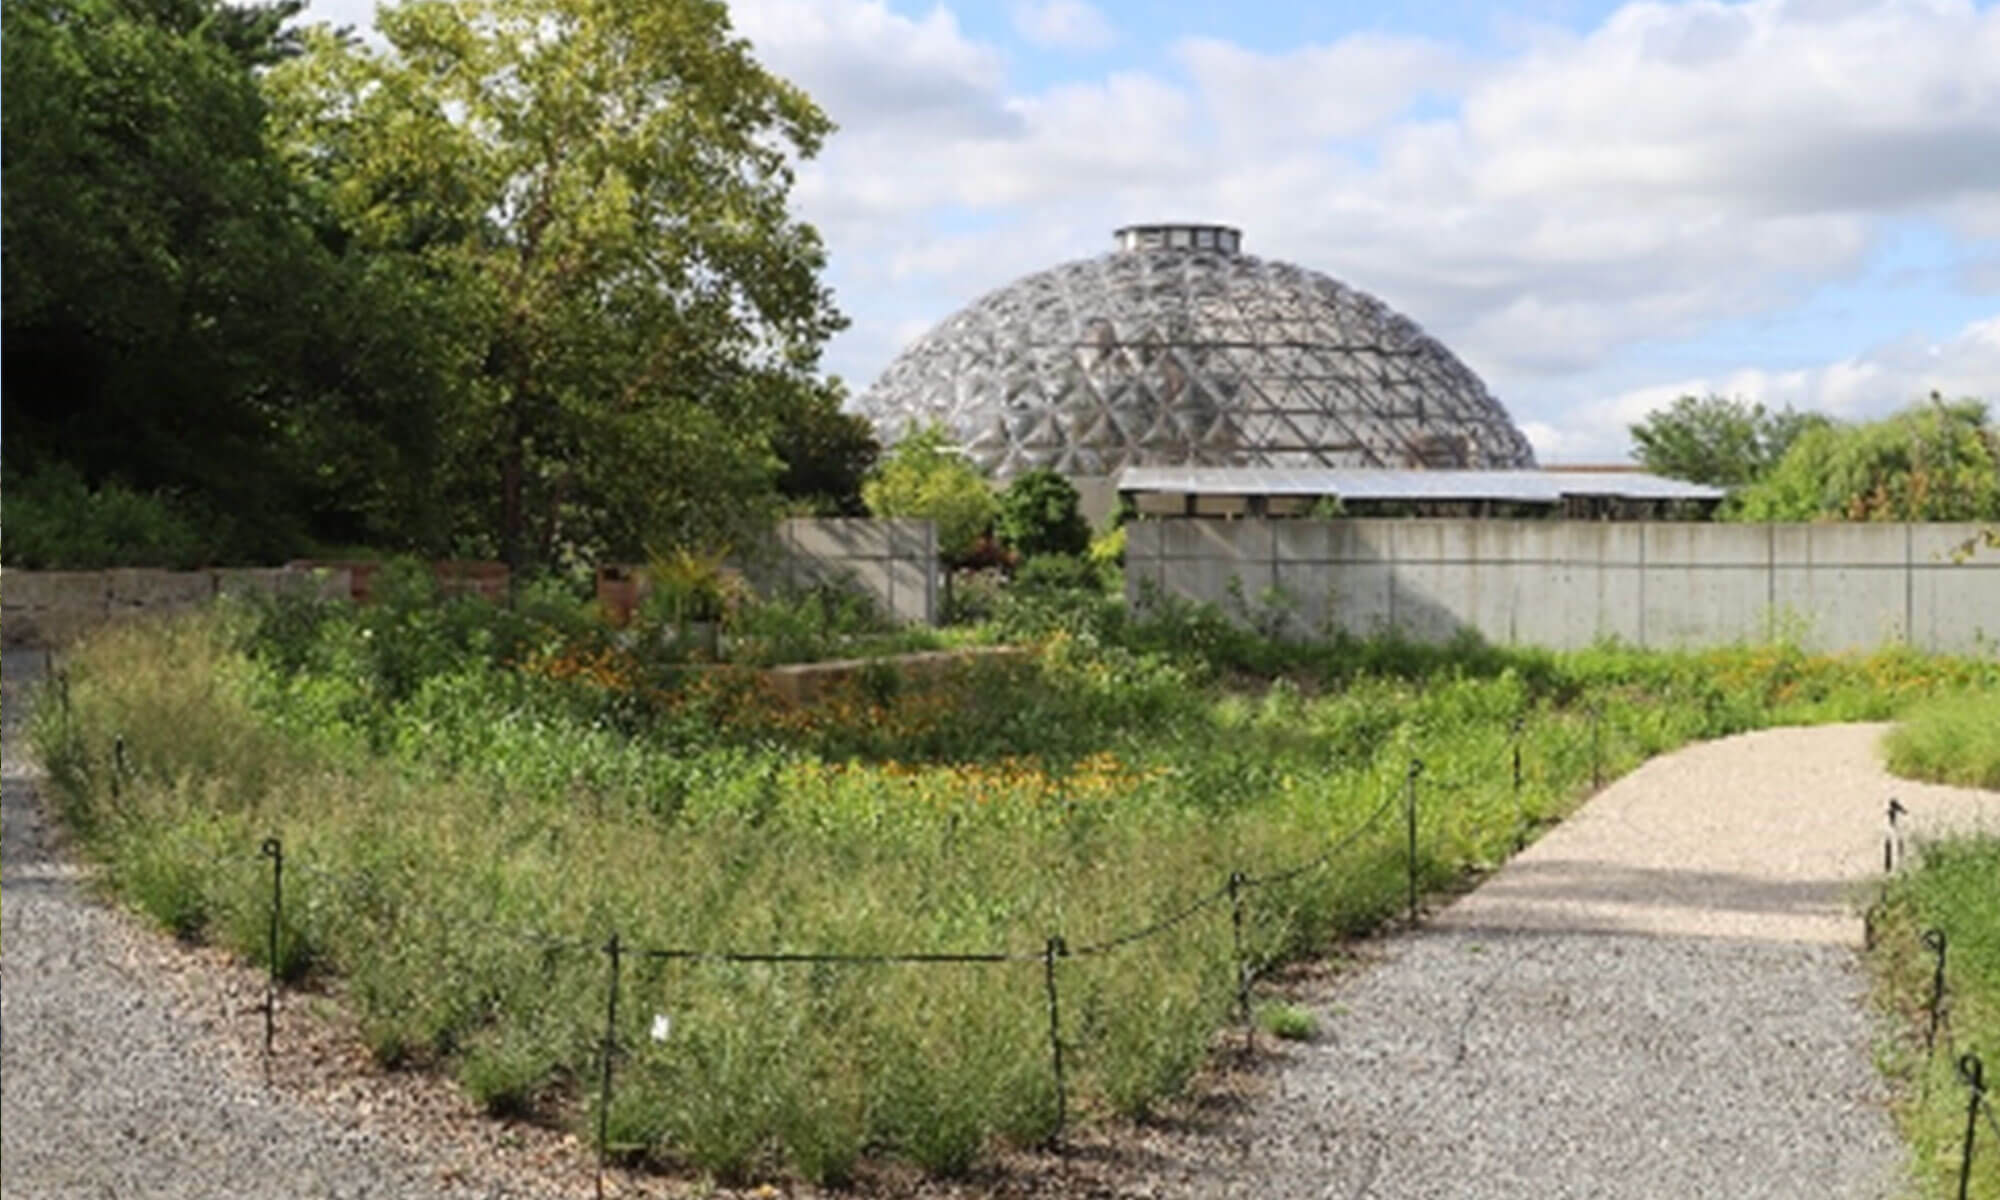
(858, 232, 1537, 480)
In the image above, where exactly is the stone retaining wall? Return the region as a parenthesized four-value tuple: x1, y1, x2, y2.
(2, 567, 351, 648)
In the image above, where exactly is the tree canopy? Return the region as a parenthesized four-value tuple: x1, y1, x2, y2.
(2, 0, 330, 557)
(1729, 396, 2000, 522)
(861, 426, 997, 565)
(4, 0, 847, 570)
(264, 0, 844, 570)
(1627, 394, 1828, 487)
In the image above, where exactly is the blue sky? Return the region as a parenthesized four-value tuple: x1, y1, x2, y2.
(306, 0, 2000, 462)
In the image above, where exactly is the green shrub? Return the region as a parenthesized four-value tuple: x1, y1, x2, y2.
(861, 425, 997, 565)
(2, 463, 212, 568)
(1882, 690, 2000, 789)
(996, 469, 1090, 559)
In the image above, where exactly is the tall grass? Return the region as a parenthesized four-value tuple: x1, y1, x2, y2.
(1883, 690, 2000, 789)
(1868, 836, 2000, 1199)
(31, 594, 2000, 1185)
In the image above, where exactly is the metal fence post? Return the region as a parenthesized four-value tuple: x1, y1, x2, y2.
(1958, 1052, 1984, 1200)
(259, 837, 283, 1075)
(1510, 716, 1526, 848)
(1590, 705, 1602, 791)
(1228, 871, 1252, 1049)
(1406, 758, 1423, 924)
(1043, 935, 1068, 1151)
(597, 932, 622, 1200)
(1885, 798, 1906, 873)
(1925, 928, 1949, 1056)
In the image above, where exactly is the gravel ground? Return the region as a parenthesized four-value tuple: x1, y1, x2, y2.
(5, 645, 1996, 1199)
(1124, 723, 2000, 1199)
(1, 649, 599, 1200)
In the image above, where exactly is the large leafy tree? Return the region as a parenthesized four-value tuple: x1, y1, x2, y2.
(1730, 396, 2000, 522)
(2, 0, 324, 555)
(2, 0, 468, 560)
(266, 0, 845, 570)
(1628, 394, 1828, 487)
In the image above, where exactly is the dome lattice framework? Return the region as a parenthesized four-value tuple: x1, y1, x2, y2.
(859, 224, 1538, 478)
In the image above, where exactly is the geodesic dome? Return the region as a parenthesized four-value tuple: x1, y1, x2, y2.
(858, 224, 1537, 479)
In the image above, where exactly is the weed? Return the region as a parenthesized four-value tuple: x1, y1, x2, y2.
(1254, 1001, 1320, 1042)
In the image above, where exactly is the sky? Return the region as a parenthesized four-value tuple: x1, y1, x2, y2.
(304, 0, 2000, 464)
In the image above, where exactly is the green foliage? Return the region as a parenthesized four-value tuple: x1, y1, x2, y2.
(772, 380, 880, 517)
(1731, 396, 2000, 522)
(36, 603, 2000, 1186)
(1254, 1000, 1320, 1042)
(265, 0, 844, 570)
(1868, 835, 2000, 1199)
(1883, 690, 2000, 789)
(1, 0, 324, 556)
(1628, 393, 1829, 487)
(1, 464, 211, 568)
(996, 469, 1090, 559)
(862, 425, 998, 564)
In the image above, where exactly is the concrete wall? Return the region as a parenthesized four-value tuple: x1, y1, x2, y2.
(2, 566, 352, 648)
(746, 518, 939, 626)
(1124, 519, 2000, 654)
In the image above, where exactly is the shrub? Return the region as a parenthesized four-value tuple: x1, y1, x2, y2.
(861, 425, 998, 565)
(2, 463, 211, 568)
(996, 469, 1090, 559)
(1882, 689, 2000, 789)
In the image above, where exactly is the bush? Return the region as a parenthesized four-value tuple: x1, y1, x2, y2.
(1882, 690, 2000, 789)
(2, 463, 212, 568)
(861, 425, 997, 565)
(996, 469, 1089, 559)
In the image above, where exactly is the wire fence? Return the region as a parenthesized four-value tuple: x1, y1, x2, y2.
(224, 747, 1509, 1199)
(1870, 804, 1997, 1200)
(47, 675, 1816, 1197)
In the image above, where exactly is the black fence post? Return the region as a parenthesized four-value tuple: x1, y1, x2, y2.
(1590, 706, 1602, 792)
(1925, 928, 1949, 1056)
(597, 932, 622, 1200)
(1405, 758, 1423, 924)
(111, 734, 125, 801)
(259, 837, 283, 1076)
(1510, 715, 1526, 849)
(1228, 871, 1252, 1050)
(1958, 1052, 1984, 1200)
(1042, 935, 1068, 1152)
(1885, 798, 1906, 873)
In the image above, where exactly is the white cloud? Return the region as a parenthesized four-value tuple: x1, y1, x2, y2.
(1526, 313, 2000, 463)
(729, 0, 2000, 416)
(1012, 0, 1117, 51)
(1173, 33, 1472, 142)
(729, 0, 1018, 137)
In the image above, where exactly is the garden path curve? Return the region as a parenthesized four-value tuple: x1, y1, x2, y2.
(7, 642, 2000, 1198)
(1137, 721, 2000, 1199)
(2, 648, 580, 1200)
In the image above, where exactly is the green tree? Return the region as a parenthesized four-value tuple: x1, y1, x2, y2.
(1628, 394, 1829, 486)
(771, 379, 880, 517)
(266, 0, 845, 570)
(2, 0, 326, 558)
(1730, 396, 2000, 522)
(996, 469, 1090, 559)
(861, 426, 997, 564)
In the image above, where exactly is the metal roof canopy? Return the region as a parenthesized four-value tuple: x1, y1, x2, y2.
(1115, 466, 1726, 504)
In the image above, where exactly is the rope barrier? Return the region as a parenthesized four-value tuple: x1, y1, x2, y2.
(1242, 789, 1399, 890)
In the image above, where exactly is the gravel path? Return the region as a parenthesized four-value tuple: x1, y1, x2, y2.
(1, 650, 569, 1200)
(6, 645, 1997, 1198)
(1137, 723, 2000, 1199)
